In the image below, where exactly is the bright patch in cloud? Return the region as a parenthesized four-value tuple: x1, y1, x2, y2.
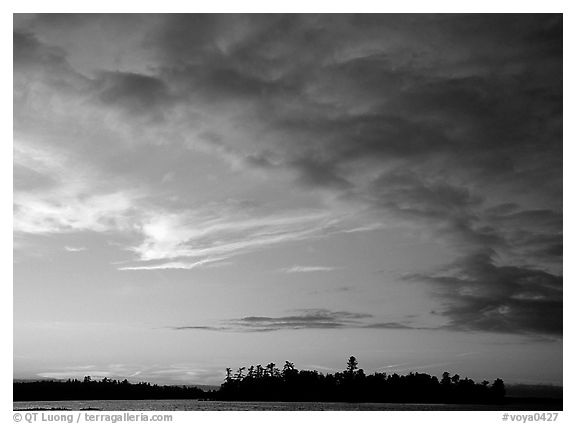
(123, 210, 338, 270)
(64, 246, 87, 252)
(281, 265, 336, 273)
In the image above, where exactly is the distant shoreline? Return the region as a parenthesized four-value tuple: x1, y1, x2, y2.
(13, 358, 562, 410)
(13, 361, 562, 406)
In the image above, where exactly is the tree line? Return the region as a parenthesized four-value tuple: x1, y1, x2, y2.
(14, 356, 506, 404)
(214, 356, 506, 404)
(13, 376, 206, 401)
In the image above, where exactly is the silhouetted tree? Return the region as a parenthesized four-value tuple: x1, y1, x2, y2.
(266, 362, 276, 377)
(247, 366, 255, 378)
(255, 365, 263, 378)
(346, 356, 359, 375)
(492, 378, 506, 399)
(235, 367, 246, 380)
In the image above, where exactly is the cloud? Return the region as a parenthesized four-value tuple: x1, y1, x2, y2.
(14, 30, 85, 87)
(364, 322, 418, 330)
(288, 157, 352, 190)
(234, 310, 369, 331)
(122, 210, 338, 270)
(36, 362, 224, 385)
(14, 128, 141, 238)
(408, 250, 562, 336)
(94, 71, 176, 121)
(281, 265, 336, 273)
(15, 191, 138, 235)
(173, 308, 419, 332)
(341, 223, 385, 233)
(38, 370, 114, 379)
(118, 257, 226, 271)
(64, 246, 87, 252)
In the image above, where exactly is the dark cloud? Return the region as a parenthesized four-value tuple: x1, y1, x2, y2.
(237, 309, 371, 331)
(13, 30, 88, 92)
(410, 251, 562, 336)
(231, 309, 371, 332)
(172, 309, 419, 332)
(485, 209, 562, 233)
(363, 322, 416, 330)
(14, 31, 65, 70)
(369, 171, 481, 219)
(14, 30, 175, 124)
(173, 325, 226, 331)
(288, 157, 352, 190)
(361, 170, 508, 256)
(481, 206, 563, 271)
(95, 71, 175, 120)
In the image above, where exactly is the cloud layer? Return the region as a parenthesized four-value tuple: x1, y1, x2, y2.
(14, 14, 562, 336)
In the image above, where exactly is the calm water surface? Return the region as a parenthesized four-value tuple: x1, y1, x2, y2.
(13, 399, 558, 411)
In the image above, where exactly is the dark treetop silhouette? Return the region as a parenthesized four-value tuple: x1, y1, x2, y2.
(214, 356, 506, 404)
(13, 376, 206, 401)
(14, 357, 509, 404)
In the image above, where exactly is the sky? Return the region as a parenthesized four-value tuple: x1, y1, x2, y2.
(13, 14, 563, 386)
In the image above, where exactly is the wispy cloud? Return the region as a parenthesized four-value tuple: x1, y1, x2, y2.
(340, 223, 385, 233)
(122, 210, 339, 270)
(14, 136, 347, 271)
(38, 370, 114, 379)
(281, 265, 336, 273)
(14, 190, 138, 235)
(14, 140, 140, 236)
(64, 246, 87, 252)
(14, 139, 341, 269)
(119, 257, 226, 271)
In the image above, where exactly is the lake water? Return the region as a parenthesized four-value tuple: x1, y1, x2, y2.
(13, 399, 560, 411)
